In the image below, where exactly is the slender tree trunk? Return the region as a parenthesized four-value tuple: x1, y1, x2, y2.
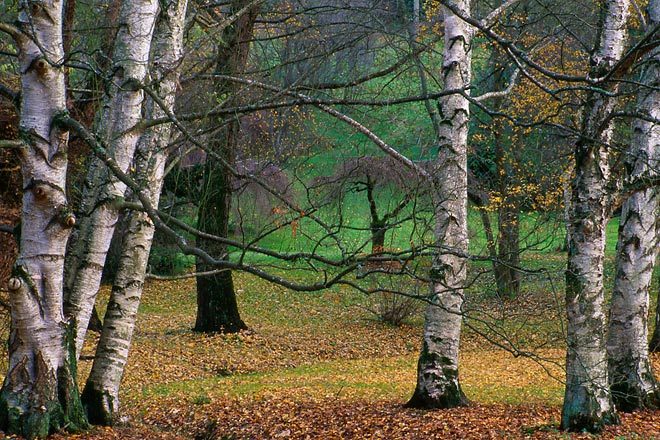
(495, 204, 520, 299)
(80, 0, 188, 425)
(488, 19, 520, 299)
(194, 0, 259, 334)
(406, 0, 471, 409)
(366, 176, 386, 254)
(607, 0, 660, 411)
(494, 124, 520, 299)
(63, 0, 159, 358)
(0, 2, 87, 437)
(561, 0, 630, 431)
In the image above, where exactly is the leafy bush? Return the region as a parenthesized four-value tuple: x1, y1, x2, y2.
(148, 246, 194, 276)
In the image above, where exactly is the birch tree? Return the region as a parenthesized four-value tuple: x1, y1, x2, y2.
(406, 0, 471, 408)
(0, 1, 87, 437)
(606, 0, 660, 411)
(63, 0, 159, 357)
(562, 0, 630, 431)
(80, 0, 188, 425)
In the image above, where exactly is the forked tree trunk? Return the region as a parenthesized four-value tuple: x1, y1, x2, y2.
(562, 0, 629, 431)
(194, 0, 259, 334)
(607, 0, 660, 411)
(81, 0, 188, 425)
(0, 2, 87, 437)
(63, 0, 159, 358)
(406, 0, 471, 409)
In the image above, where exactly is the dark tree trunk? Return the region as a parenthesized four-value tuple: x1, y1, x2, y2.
(492, 54, 521, 299)
(371, 223, 386, 254)
(195, 270, 246, 333)
(194, 0, 259, 334)
(195, 137, 248, 334)
(495, 206, 520, 299)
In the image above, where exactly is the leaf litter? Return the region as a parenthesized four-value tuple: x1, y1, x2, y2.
(6, 273, 660, 439)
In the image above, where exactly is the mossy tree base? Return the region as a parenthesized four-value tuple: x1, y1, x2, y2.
(561, 380, 619, 433)
(81, 384, 115, 426)
(0, 355, 88, 439)
(405, 341, 470, 410)
(560, 409, 619, 433)
(405, 384, 470, 409)
(609, 366, 660, 412)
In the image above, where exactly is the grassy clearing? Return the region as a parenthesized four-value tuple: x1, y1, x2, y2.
(84, 262, 566, 424)
(84, 264, 569, 400)
(71, 211, 660, 439)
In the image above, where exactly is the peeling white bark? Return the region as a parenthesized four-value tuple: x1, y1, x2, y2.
(0, 0, 87, 437)
(81, 0, 187, 425)
(64, 0, 159, 358)
(607, 0, 660, 411)
(562, 0, 630, 431)
(407, 0, 471, 409)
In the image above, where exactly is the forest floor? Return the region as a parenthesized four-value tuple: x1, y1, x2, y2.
(47, 275, 660, 440)
(3, 268, 660, 439)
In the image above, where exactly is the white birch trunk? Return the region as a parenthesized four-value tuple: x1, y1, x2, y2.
(80, 0, 187, 425)
(406, 0, 471, 409)
(607, 0, 660, 411)
(562, 0, 630, 431)
(64, 0, 159, 358)
(0, 1, 87, 437)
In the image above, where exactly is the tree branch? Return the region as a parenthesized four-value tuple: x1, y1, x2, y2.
(0, 225, 16, 235)
(473, 68, 520, 102)
(215, 75, 433, 183)
(0, 83, 18, 104)
(484, 0, 522, 27)
(0, 140, 24, 149)
(0, 22, 22, 40)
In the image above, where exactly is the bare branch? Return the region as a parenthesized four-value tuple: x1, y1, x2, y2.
(0, 83, 18, 104)
(484, 0, 522, 27)
(0, 22, 22, 40)
(0, 225, 16, 235)
(473, 68, 520, 102)
(0, 140, 23, 149)
(214, 75, 433, 183)
(632, 0, 647, 30)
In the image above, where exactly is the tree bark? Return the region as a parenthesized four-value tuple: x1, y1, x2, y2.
(0, 1, 87, 437)
(561, 0, 630, 431)
(406, 0, 471, 409)
(63, 0, 159, 358)
(194, 0, 259, 334)
(487, 6, 521, 300)
(607, 0, 660, 411)
(80, 0, 188, 425)
(494, 125, 520, 299)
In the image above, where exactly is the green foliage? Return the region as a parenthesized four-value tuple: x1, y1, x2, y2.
(148, 246, 195, 276)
